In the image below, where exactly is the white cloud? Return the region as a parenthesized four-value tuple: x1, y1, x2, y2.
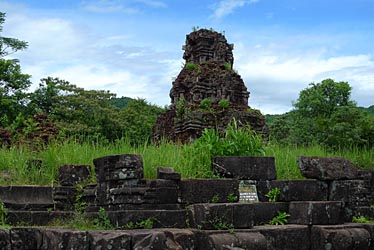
(2, 6, 178, 107)
(81, 0, 166, 14)
(81, 0, 139, 14)
(211, 0, 259, 19)
(235, 42, 374, 114)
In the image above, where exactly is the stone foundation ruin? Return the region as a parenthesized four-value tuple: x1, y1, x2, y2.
(0, 153, 373, 249)
(152, 29, 267, 143)
(0, 29, 373, 250)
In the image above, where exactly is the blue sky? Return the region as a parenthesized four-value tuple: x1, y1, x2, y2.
(1, 0, 374, 114)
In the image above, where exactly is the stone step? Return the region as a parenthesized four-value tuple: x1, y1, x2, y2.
(187, 201, 345, 229)
(6, 211, 74, 226)
(0, 224, 372, 250)
(101, 209, 187, 229)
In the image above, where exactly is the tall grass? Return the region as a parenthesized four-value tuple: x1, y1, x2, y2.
(0, 139, 373, 185)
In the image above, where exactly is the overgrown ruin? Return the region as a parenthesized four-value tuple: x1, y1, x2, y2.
(152, 29, 267, 143)
(0, 154, 374, 249)
(0, 29, 373, 250)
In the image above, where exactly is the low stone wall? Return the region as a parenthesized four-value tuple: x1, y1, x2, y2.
(0, 154, 373, 249)
(0, 224, 373, 250)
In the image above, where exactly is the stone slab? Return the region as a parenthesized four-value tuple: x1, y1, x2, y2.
(0, 186, 53, 209)
(88, 231, 131, 250)
(58, 164, 91, 186)
(213, 156, 276, 180)
(256, 224, 311, 250)
(6, 211, 74, 226)
(298, 156, 358, 180)
(105, 210, 187, 228)
(311, 224, 371, 250)
(0, 229, 10, 250)
(187, 203, 254, 230)
(289, 201, 344, 225)
(257, 180, 328, 202)
(157, 166, 181, 181)
(251, 202, 289, 226)
(41, 229, 89, 250)
(93, 154, 143, 183)
(179, 178, 239, 204)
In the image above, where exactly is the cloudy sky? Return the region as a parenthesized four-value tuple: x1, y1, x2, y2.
(1, 0, 374, 114)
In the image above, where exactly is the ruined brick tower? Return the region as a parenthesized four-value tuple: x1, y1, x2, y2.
(152, 29, 267, 143)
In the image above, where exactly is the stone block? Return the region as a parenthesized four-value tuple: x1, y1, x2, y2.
(179, 179, 239, 204)
(0, 229, 10, 250)
(298, 156, 358, 180)
(213, 156, 276, 180)
(53, 186, 76, 210)
(257, 180, 328, 202)
(163, 229, 197, 250)
(93, 154, 143, 183)
(207, 232, 267, 250)
(58, 164, 91, 186)
(188, 203, 254, 230)
(7, 211, 74, 226)
(157, 166, 181, 181)
(311, 224, 371, 250)
(41, 229, 89, 250)
(88, 231, 131, 250)
(251, 202, 289, 226)
(131, 230, 168, 249)
(0, 186, 53, 210)
(256, 224, 310, 250)
(106, 210, 186, 228)
(10, 228, 43, 250)
(289, 201, 344, 225)
(329, 180, 372, 205)
(130, 229, 197, 250)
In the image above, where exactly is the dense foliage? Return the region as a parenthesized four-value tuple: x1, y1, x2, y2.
(0, 12, 164, 145)
(1, 12, 374, 153)
(269, 79, 374, 149)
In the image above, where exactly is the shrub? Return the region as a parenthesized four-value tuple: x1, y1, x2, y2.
(193, 118, 265, 157)
(200, 98, 212, 110)
(218, 99, 230, 109)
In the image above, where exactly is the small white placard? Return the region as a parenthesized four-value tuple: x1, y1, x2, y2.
(239, 180, 259, 203)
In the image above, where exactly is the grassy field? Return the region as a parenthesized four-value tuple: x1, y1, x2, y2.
(0, 138, 373, 185)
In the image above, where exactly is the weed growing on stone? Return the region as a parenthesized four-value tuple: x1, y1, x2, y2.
(352, 214, 374, 224)
(123, 218, 154, 229)
(210, 194, 220, 203)
(200, 98, 212, 110)
(185, 62, 201, 73)
(227, 193, 238, 202)
(210, 216, 235, 233)
(94, 207, 114, 230)
(265, 187, 281, 202)
(74, 184, 87, 214)
(218, 98, 230, 109)
(269, 211, 290, 225)
(0, 200, 8, 226)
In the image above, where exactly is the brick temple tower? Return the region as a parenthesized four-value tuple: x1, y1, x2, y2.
(152, 29, 267, 143)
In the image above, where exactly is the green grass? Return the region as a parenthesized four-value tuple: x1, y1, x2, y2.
(0, 139, 373, 185)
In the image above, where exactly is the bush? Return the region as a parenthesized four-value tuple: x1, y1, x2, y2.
(193, 118, 265, 157)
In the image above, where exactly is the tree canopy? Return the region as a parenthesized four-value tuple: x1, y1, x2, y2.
(269, 79, 374, 149)
(0, 12, 28, 57)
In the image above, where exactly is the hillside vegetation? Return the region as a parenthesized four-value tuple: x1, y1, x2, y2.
(1, 12, 373, 186)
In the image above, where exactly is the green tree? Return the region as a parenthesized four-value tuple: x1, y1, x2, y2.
(270, 79, 374, 149)
(0, 12, 31, 127)
(119, 98, 165, 145)
(0, 12, 28, 57)
(30, 77, 122, 140)
(292, 79, 356, 146)
(293, 79, 354, 118)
